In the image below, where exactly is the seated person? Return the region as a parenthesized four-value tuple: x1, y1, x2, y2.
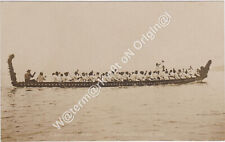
(36, 72, 46, 82)
(52, 73, 58, 82)
(64, 72, 71, 82)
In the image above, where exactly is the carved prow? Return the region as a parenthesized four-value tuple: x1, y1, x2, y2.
(8, 54, 17, 86)
(198, 60, 212, 80)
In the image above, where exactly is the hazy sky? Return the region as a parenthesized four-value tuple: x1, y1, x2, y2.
(1, 2, 224, 82)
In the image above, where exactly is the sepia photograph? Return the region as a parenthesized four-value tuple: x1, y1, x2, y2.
(0, 1, 224, 141)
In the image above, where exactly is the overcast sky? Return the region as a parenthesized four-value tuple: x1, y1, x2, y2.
(1, 2, 224, 82)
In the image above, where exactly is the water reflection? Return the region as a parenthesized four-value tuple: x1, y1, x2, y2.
(8, 87, 17, 96)
(1, 71, 225, 141)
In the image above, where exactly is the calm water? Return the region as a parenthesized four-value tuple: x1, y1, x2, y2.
(1, 71, 225, 141)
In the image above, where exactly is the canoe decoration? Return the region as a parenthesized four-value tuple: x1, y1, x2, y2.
(8, 54, 212, 88)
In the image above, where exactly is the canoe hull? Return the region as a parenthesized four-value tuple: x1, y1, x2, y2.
(14, 78, 198, 88)
(8, 54, 211, 88)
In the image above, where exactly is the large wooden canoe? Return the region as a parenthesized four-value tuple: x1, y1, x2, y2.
(8, 54, 212, 88)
